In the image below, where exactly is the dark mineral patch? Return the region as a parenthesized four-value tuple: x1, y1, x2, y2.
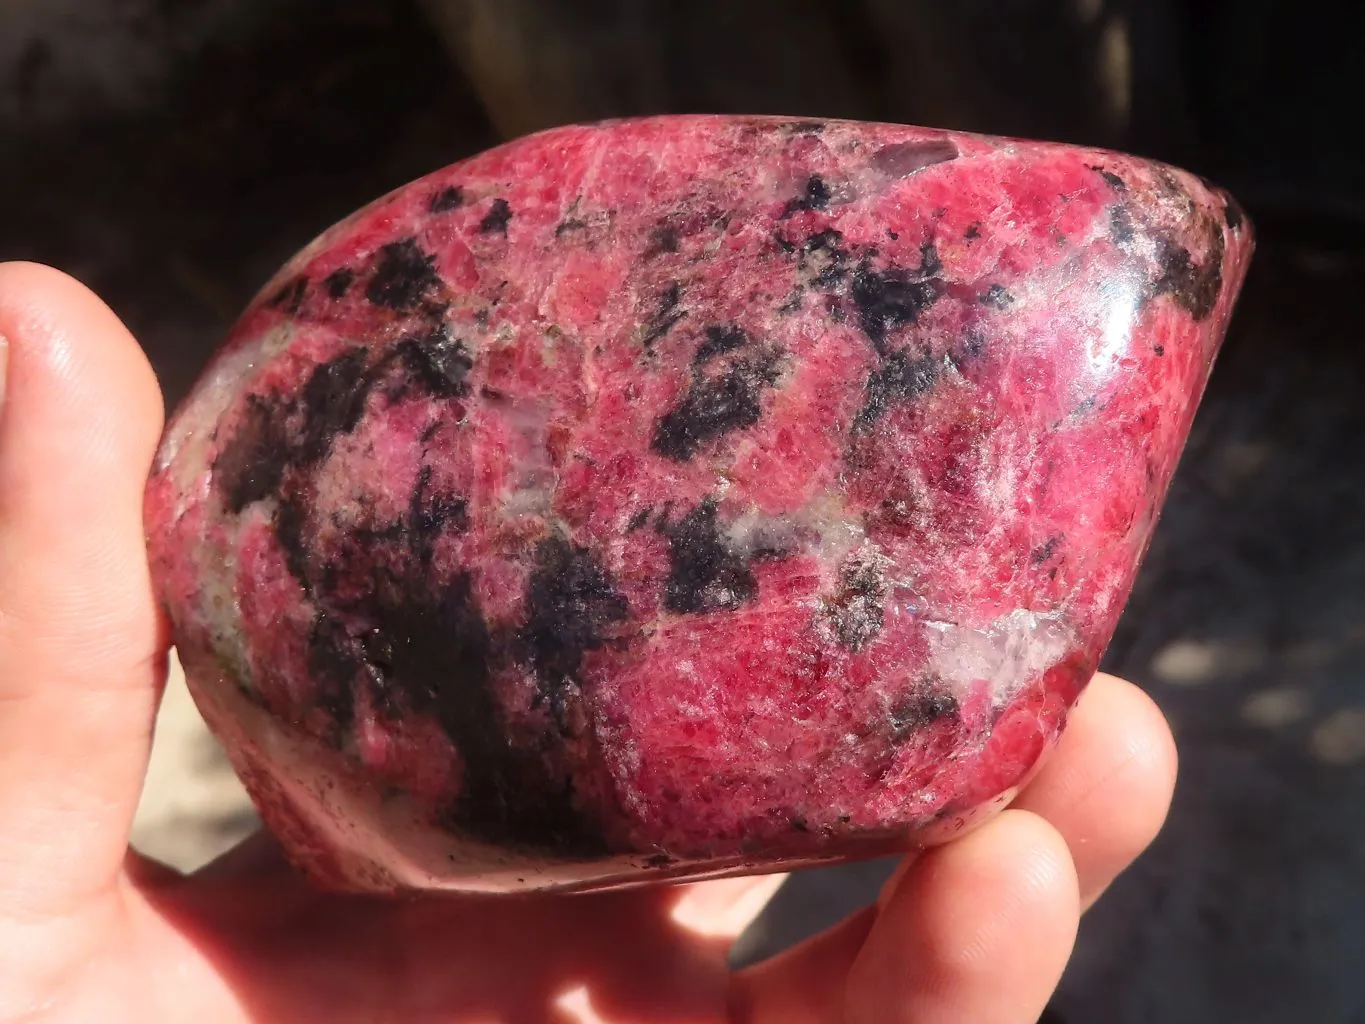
(1110, 205, 1137, 245)
(478, 198, 513, 234)
(323, 267, 356, 299)
(642, 282, 686, 347)
(1152, 219, 1226, 321)
(267, 275, 308, 314)
(213, 393, 291, 514)
(890, 692, 960, 739)
(1089, 166, 1127, 191)
(390, 324, 474, 400)
(651, 349, 782, 461)
(661, 499, 759, 615)
(980, 283, 1014, 309)
(694, 323, 748, 364)
(644, 223, 683, 258)
(407, 464, 470, 560)
(518, 536, 630, 696)
(854, 347, 940, 430)
(780, 175, 832, 218)
(306, 614, 362, 730)
(366, 237, 443, 312)
(850, 258, 942, 348)
(294, 349, 374, 466)
(797, 228, 850, 290)
(429, 186, 465, 213)
(825, 558, 887, 651)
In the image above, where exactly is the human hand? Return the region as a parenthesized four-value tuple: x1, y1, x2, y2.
(0, 261, 1177, 1023)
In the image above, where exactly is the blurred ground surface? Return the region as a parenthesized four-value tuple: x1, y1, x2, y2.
(3, 2, 1365, 1021)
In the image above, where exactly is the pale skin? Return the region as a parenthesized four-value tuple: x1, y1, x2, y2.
(0, 261, 1178, 1023)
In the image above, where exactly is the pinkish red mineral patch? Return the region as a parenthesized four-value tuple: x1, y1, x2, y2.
(146, 114, 1252, 894)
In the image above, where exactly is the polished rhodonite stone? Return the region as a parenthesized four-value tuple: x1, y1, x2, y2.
(145, 115, 1252, 894)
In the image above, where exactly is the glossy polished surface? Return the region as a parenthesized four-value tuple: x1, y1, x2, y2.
(146, 115, 1252, 893)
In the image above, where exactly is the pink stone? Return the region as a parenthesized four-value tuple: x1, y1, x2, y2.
(145, 115, 1252, 894)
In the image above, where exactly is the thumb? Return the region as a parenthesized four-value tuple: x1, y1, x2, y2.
(0, 262, 168, 917)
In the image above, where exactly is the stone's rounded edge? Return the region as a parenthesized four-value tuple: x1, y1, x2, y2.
(916, 784, 1024, 848)
(1215, 183, 1257, 323)
(182, 639, 1007, 895)
(225, 111, 1259, 381)
(224, 113, 975, 335)
(179, 620, 1052, 895)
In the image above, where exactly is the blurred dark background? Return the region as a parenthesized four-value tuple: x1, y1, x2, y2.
(3, 1, 1363, 1020)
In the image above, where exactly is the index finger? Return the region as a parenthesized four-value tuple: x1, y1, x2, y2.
(1011, 672, 1178, 909)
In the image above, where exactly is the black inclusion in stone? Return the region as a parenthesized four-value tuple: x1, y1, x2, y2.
(294, 349, 374, 467)
(305, 613, 360, 731)
(271, 491, 313, 588)
(850, 260, 942, 348)
(800, 228, 850, 289)
(214, 317, 477, 521)
(216, 349, 383, 578)
(826, 560, 886, 652)
(780, 175, 832, 219)
(806, 229, 844, 253)
(365, 237, 443, 312)
(365, 569, 488, 724)
(1090, 166, 1127, 191)
(323, 267, 356, 299)
(478, 198, 513, 234)
(644, 223, 682, 258)
(890, 692, 960, 740)
(266, 275, 308, 315)
(642, 282, 686, 347)
(1031, 535, 1061, 566)
(917, 241, 943, 278)
(855, 347, 940, 430)
(302, 461, 475, 730)
(660, 499, 758, 615)
(694, 323, 748, 364)
(365, 574, 496, 802)
(321, 519, 607, 854)
(392, 324, 474, 399)
(213, 393, 291, 514)
(429, 185, 465, 214)
(282, 506, 617, 848)
(979, 283, 1014, 309)
(1152, 220, 1225, 321)
(651, 350, 782, 461)
(518, 537, 629, 701)
(407, 464, 469, 564)
(399, 571, 606, 856)
(555, 216, 588, 238)
(1110, 205, 1136, 245)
